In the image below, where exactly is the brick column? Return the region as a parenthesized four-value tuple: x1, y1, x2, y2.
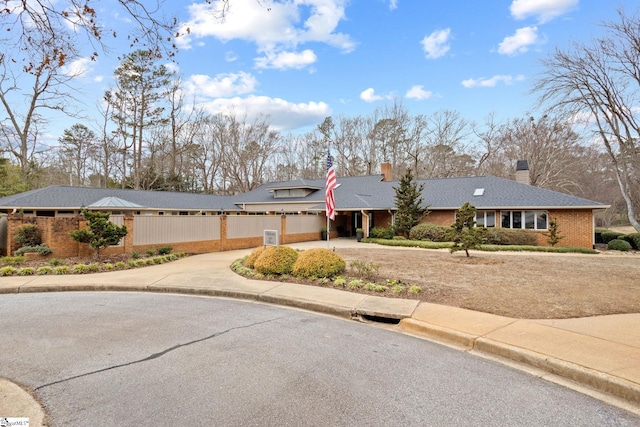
(220, 214, 227, 251)
(281, 214, 287, 244)
(123, 214, 134, 254)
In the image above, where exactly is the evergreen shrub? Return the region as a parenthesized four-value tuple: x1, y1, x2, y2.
(15, 224, 41, 247)
(15, 245, 53, 256)
(254, 246, 298, 275)
(483, 228, 538, 246)
(607, 239, 632, 251)
(601, 230, 625, 244)
(621, 233, 640, 250)
(409, 223, 452, 242)
(292, 248, 346, 278)
(245, 247, 265, 268)
(369, 227, 395, 239)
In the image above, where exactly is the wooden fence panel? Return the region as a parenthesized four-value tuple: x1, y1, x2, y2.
(133, 216, 220, 245)
(286, 215, 325, 234)
(226, 216, 281, 239)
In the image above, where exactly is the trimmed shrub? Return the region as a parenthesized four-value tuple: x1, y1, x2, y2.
(601, 230, 625, 244)
(621, 233, 640, 250)
(157, 246, 173, 255)
(607, 239, 632, 251)
(594, 228, 607, 244)
(15, 224, 41, 247)
(253, 246, 298, 275)
(15, 244, 53, 256)
(409, 223, 452, 242)
(245, 247, 266, 269)
(483, 228, 538, 246)
(292, 248, 346, 278)
(369, 227, 395, 239)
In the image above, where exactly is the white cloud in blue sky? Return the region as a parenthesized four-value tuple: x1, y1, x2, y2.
(420, 28, 452, 59)
(461, 75, 526, 89)
(16, 0, 637, 140)
(405, 86, 434, 100)
(510, 0, 579, 24)
(360, 88, 384, 103)
(255, 49, 318, 70)
(498, 26, 541, 56)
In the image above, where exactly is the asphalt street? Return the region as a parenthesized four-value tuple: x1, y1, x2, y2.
(1, 292, 638, 426)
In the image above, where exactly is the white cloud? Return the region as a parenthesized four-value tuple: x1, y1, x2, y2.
(420, 28, 451, 59)
(177, 0, 354, 69)
(405, 85, 433, 100)
(225, 51, 238, 62)
(498, 26, 539, 56)
(255, 49, 318, 70)
(389, 0, 399, 10)
(199, 95, 331, 131)
(510, 0, 578, 24)
(360, 88, 383, 103)
(461, 75, 525, 88)
(185, 72, 258, 98)
(61, 57, 94, 78)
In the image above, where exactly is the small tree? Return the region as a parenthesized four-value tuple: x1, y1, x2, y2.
(70, 210, 128, 258)
(393, 168, 428, 237)
(15, 224, 42, 248)
(543, 217, 565, 247)
(450, 202, 484, 257)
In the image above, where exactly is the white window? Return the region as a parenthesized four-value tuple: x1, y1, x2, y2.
(475, 210, 496, 228)
(500, 211, 548, 230)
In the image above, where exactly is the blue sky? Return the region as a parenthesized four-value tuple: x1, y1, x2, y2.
(44, 0, 639, 137)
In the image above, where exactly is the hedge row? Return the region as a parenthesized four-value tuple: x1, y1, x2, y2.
(408, 223, 538, 246)
(596, 228, 640, 250)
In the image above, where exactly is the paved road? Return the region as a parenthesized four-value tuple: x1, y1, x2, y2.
(1, 292, 638, 426)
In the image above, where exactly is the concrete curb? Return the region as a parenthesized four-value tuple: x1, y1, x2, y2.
(0, 378, 47, 426)
(474, 337, 640, 406)
(398, 318, 640, 406)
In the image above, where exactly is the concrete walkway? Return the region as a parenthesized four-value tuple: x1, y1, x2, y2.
(1, 239, 639, 423)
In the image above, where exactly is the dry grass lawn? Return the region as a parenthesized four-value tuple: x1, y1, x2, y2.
(335, 246, 640, 319)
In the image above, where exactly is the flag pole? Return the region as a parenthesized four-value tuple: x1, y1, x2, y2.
(326, 212, 330, 249)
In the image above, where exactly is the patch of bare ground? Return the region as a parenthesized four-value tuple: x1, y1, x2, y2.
(333, 246, 640, 319)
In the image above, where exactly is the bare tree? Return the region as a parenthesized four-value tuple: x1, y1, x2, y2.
(422, 110, 472, 178)
(534, 9, 640, 231)
(219, 112, 279, 194)
(498, 116, 586, 192)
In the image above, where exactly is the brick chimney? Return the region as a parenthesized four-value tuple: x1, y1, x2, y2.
(381, 162, 392, 181)
(515, 160, 530, 185)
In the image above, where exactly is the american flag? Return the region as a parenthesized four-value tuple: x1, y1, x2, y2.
(325, 150, 338, 220)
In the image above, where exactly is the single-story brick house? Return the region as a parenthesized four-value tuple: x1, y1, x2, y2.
(0, 162, 609, 253)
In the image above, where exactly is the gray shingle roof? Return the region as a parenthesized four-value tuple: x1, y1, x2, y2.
(0, 175, 608, 213)
(415, 176, 607, 209)
(0, 186, 240, 211)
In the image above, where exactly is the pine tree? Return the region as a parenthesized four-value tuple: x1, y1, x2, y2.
(393, 168, 428, 237)
(450, 202, 484, 257)
(70, 210, 128, 258)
